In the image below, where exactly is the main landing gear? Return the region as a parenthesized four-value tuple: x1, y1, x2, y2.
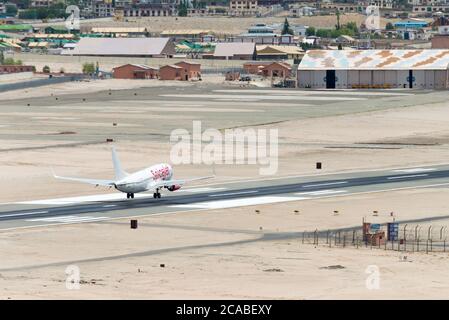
(126, 193, 134, 199)
(153, 188, 161, 199)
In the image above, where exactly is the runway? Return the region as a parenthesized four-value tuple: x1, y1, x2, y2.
(1, 164, 449, 230)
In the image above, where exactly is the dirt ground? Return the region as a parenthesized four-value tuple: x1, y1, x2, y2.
(1, 80, 449, 299)
(1, 187, 449, 299)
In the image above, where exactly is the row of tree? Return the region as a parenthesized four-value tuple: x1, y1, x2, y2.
(306, 21, 359, 38)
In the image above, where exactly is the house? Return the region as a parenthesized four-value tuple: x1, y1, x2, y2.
(297, 49, 449, 89)
(260, 62, 292, 78)
(65, 37, 176, 57)
(213, 42, 256, 60)
(174, 61, 201, 80)
(243, 61, 291, 78)
(256, 45, 304, 60)
(159, 65, 185, 81)
(335, 35, 358, 46)
(112, 64, 158, 79)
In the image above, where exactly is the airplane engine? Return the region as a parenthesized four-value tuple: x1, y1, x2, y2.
(167, 185, 181, 192)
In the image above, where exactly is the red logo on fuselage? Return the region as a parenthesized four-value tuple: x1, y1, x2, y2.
(151, 165, 170, 180)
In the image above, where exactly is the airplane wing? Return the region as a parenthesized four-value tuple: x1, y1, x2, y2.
(53, 171, 115, 187)
(149, 176, 214, 189)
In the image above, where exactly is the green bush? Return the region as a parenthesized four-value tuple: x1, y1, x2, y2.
(43, 65, 50, 73)
(82, 62, 95, 74)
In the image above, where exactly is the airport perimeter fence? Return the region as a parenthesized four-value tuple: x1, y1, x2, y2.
(302, 224, 449, 254)
(201, 66, 247, 75)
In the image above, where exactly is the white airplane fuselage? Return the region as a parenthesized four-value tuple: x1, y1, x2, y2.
(115, 163, 173, 194)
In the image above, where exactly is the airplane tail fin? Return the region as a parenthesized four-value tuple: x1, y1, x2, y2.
(112, 147, 127, 180)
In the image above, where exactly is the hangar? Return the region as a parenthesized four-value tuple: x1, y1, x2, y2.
(297, 50, 449, 89)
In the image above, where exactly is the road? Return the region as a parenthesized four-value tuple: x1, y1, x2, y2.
(1, 164, 449, 230)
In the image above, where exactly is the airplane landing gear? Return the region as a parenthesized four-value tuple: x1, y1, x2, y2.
(153, 189, 161, 199)
(126, 193, 134, 199)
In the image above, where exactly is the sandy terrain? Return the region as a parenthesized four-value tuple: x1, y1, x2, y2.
(1, 79, 449, 299)
(1, 187, 449, 299)
(30, 14, 387, 34)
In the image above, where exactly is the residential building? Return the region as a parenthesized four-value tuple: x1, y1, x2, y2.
(229, 0, 259, 16)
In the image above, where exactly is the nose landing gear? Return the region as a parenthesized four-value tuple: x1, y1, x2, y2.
(126, 193, 134, 199)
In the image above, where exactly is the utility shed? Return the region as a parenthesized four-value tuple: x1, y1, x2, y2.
(297, 50, 449, 89)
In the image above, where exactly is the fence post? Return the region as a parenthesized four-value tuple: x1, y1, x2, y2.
(343, 234, 346, 248)
(444, 240, 446, 253)
(302, 231, 305, 244)
(326, 230, 329, 244)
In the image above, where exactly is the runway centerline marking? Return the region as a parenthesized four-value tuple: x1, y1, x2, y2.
(296, 189, 347, 196)
(209, 190, 258, 197)
(302, 181, 348, 188)
(387, 174, 428, 180)
(392, 168, 436, 173)
(0, 211, 49, 218)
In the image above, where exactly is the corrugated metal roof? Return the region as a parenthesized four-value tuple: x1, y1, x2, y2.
(91, 27, 147, 33)
(161, 29, 210, 35)
(256, 45, 303, 55)
(298, 50, 449, 70)
(70, 38, 172, 56)
(213, 42, 255, 57)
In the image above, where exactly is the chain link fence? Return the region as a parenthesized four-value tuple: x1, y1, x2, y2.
(301, 224, 448, 253)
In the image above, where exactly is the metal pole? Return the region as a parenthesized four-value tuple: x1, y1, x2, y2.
(403, 224, 407, 252)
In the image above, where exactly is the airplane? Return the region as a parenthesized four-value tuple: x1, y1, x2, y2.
(53, 147, 213, 199)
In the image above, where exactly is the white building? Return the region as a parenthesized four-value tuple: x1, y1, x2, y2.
(297, 49, 449, 89)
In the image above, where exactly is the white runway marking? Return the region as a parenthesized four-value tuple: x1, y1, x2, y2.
(161, 94, 366, 101)
(213, 89, 412, 96)
(296, 189, 347, 196)
(28, 215, 108, 223)
(0, 211, 48, 218)
(209, 190, 258, 197)
(392, 168, 436, 173)
(103, 204, 117, 208)
(387, 174, 428, 180)
(170, 196, 307, 210)
(302, 181, 348, 188)
(16, 187, 227, 205)
(17, 193, 154, 205)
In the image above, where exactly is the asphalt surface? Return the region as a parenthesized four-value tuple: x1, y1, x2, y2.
(1, 164, 449, 230)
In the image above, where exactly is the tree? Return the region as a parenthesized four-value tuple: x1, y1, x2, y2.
(306, 26, 315, 36)
(281, 18, 294, 35)
(43, 65, 50, 73)
(5, 4, 18, 17)
(0, 51, 4, 65)
(336, 10, 341, 30)
(178, 0, 188, 17)
(82, 62, 95, 74)
(386, 22, 394, 30)
(3, 57, 22, 65)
